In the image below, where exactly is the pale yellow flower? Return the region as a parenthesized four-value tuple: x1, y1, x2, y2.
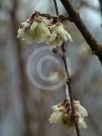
(74, 100, 88, 117)
(31, 21, 50, 43)
(17, 16, 50, 44)
(47, 35, 63, 47)
(48, 99, 88, 129)
(54, 24, 72, 42)
(48, 110, 63, 124)
(47, 23, 72, 47)
(17, 21, 30, 38)
(30, 21, 38, 34)
(17, 21, 34, 44)
(17, 15, 73, 46)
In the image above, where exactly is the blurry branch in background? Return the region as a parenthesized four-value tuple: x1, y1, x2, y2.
(88, 114, 102, 136)
(72, 85, 102, 136)
(99, 0, 102, 26)
(60, 0, 102, 65)
(72, 44, 92, 81)
(72, 84, 102, 136)
(78, 1, 99, 12)
(9, 0, 32, 136)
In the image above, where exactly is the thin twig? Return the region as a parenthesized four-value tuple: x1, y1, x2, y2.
(52, 0, 81, 135)
(52, 0, 59, 16)
(61, 44, 81, 136)
(65, 83, 70, 100)
(60, 0, 102, 64)
(30, 11, 70, 22)
(52, 45, 81, 136)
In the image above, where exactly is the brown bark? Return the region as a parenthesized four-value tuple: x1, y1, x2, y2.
(60, 0, 102, 64)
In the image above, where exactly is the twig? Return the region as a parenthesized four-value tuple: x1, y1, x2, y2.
(52, 0, 59, 16)
(60, 0, 102, 64)
(61, 44, 81, 136)
(65, 83, 70, 100)
(52, 46, 81, 136)
(52, 0, 81, 135)
(30, 11, 70, 22)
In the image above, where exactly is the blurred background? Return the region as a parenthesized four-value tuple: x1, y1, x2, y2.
(0, 0, 102, 136)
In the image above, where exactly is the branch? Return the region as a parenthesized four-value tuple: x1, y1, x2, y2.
(60, 0, 102, 64)
(61, 45, 81, 136)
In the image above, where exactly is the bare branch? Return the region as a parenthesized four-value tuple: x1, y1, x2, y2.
(60, 0, 102, 64)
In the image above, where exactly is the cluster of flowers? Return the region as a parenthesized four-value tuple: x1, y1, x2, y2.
(48, 99, 88, 128)
(17, 13, 72, 47)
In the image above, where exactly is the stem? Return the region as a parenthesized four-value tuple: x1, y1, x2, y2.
(61, 44, 80, 136)
(65, 83, 70, 100)
(52, 0, 59, 16)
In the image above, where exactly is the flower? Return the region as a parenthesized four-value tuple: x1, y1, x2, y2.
(48, 99, 73, 128)
(74, 100, 88, 128)
(17, 15, 50, 44)
(17, 20, 34, 44)
(47, 23, 72, 47)
(17, 13, 73, 46)
(48, 99, 88, 129)
(30, 16, 50, 43)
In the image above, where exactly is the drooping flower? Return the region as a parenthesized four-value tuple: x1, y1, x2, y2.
(47, 23, 72, 47)
(48, 99, 88, 129)
(74, 100, 88, 128)
(17, 15, 50, 44)
(17, 20, 34, 44)
(17, 12, 73, 46)
(30, 16, 50, 43)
